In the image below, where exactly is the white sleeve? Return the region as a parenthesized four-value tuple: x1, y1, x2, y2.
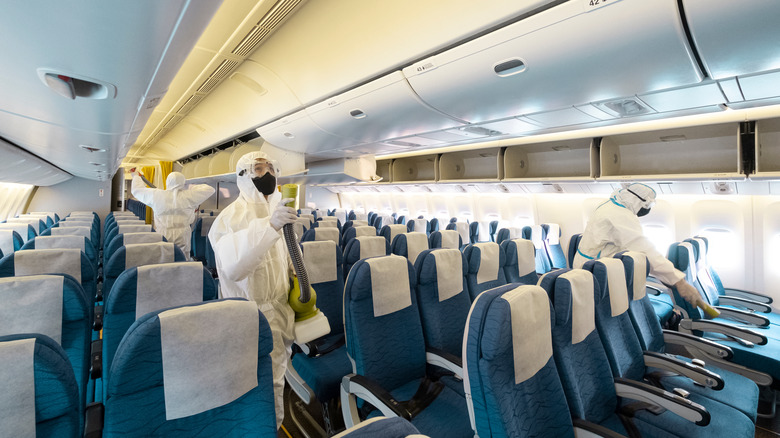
(183, 184, 216, 207)
(209, 217, 281, 282)
(131, 175, 157, 206)
(610, 215, 684, 286)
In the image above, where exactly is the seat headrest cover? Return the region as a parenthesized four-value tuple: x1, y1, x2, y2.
(404, 232, 429, 265)
(299, 214, 314, 225)
(623, 252, 647, 301)
(0, 338, 36, 437)
(502, 285, 553, 384)
(159, 300, 259, 420)
(314, 227, 340, 244)
(0, 275, 64, 344)
(122, 232, 163, 245)
(693, 237, 708, 263)
(456, 222, 469, 244)
(292, 222, 305, 242)
(118, 224, 153, 234)
(355, 226, 376, 238)
(15, 248, 82, 283)
(513, 239, 536, 276)
(354, 213, 368, 221)
(299, 208, 312, 216)
(412, 219, 428, 232)
(439, 230, 459, 249)
(124, 242, 175, 270)
(367, 255, 411, 317)
(33, 235, 85, 251)
(136, 262, 204, 319)
(431, 249, 463, 302)
(379, 215, 394, 227)
(474, 242, 500, 284)
(302, 241, 338, 284)
(59, 220, 92, 227)
(352, 220, 368, 227)
(546, 224, 560, 245)
(679, 242, 697, 283)
(531, 225, 544, 249)
(597, 258, 629, 317)
(0, 224, 31, 242)
(317, 221, 338, 229)
(386, 224, 407, 241)
(0, 230, 15, 256)
(560, 269, 595, 344)
(357, 236, 386, 259)
(294, 218, 311, 229)
(50, 226, 90, 240)
(199, 216, 217, 236)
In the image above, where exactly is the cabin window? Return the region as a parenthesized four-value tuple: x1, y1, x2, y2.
(696, 228, 739, 273)
(641, 224, 674, 256)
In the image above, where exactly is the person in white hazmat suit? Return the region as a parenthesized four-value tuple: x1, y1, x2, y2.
(130, 169, 215, 258)
(572, 183, 705, 309)
(207, 151, 298, 428)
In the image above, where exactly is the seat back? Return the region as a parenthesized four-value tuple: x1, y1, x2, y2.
(0, 229, 23, 256)
(56, 220, 99, 248)
(298, 214, 315, 228)
(429, 230, 462, 250)
(684, 238, 722, 307)
(343, 236, 390, 281)
(333, 208, 348, 226)
(429, 217, 440, 233)
(103, 242, 186, 300)
(105, 224, 154, 249)
(103, 299, 276, 436)
(342, 225, 377, 249)
(314, 217, 341, 231)
(543, 223, 567, 269)
(344, 256, 425, 391)
(463, 242, 507, 301)
(616, 252, 665, 353)
(391, 232, 430, 265)
(43, 226, 93, 249)
(446, 221, 470, 247)
(414, 249, 469, 358)
(373, 214, 394, 231)
(380, 224, 407, 246)
(568, 233, 583, 269)
(6, 217, 46, 234)
(407, 218, 429, 235)
(0, 248, 96, 306)
(334, 416, 424, 437)
(291, 218, 310, 242)
(105, 232, 166, 265)
(530, 225, 552, 274)
(469, 221, 482, 244)
(19, 213, 54, 228)
(191, 215, 217, 260)
(301, 226, 341, 246)
(0, 334, 81, 437)
(667, 241, 706, 319)
(22, 235, 98, 276)
(464, 282, 573, 438)
(500, 238, 539, 285)
(495, 228, 510, 245)
(301, 240, 345, 335)
(0, 223, 36, 242)
(488, 220, 499, 242)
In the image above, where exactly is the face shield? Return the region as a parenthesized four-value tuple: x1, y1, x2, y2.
(626, 183, 656, 217)
(238, 156, 278, 196)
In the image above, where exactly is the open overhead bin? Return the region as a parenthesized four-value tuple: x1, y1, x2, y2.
(503, 138, 596, 182)
(439, 147, 504, 182)
(403, 0, 702, 124)
(752, 118, 780, 180)
(256, 110, 355, 153)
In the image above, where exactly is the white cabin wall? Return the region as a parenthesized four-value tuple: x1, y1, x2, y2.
(27, 176, 111, 220)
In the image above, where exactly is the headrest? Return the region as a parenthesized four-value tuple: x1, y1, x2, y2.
(124, 242, 175, 270)
(472, 242, 500, 284)
(50, 226, 90, 240)
(557, 269, 595, 345)
(292, 222, 305, 242)
(334, 210, 348, 224)
(0, 224, 31, 242)
(0, 338, 36, 437)
(456, 222, 469, 244)
(530, 225, 544, 249)
(688, 239, 708, 274)
(430, 249, 463, 302)
(317, 220, 338, 229)
(33, 235, 85, 252)
(159, 300, 259, 420)
(299, 214, 314, 225)
(621, 252, 647, 301)
(122, 232, 164, 245)
(379, 215, 394, 227)
(0, 275, 64, 344)
(410, 219, 427, 233)
(502, 285, 553, 384)
(15, 248, 82, 283)
(313, 227, 340, 244)
(404, 232, 429, 265)
(677, 242, 697, 282)
(438, 230, 460, 249)
(512, 239, 536, 276)
(354, 226, 376, 238)
(118, 224, 153, 234)
(70, 211, 94, 216)
(302, 241, 338, 284)
(357, 236, 387, 259)
(136, 262, 204, 319)
(199, 216, 217, 236)
(366, 256, 411, 317)
(0, 230, 17, 256)
(7, 218, 42, 228)
(59, 220, 93, 227)
(299, 208, 313, 216)
(351, 220, 368, 227)
(354, 213, 368, 221)
(545, 224, 560, 245)
(385, 224, 407, 243)
(593, 258, 629, 317)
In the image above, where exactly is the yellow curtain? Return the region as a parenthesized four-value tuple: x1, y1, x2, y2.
(159, 161, 173, 189)
(141, 166, 156, 225)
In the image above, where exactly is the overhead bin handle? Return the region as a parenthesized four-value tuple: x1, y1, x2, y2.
(493, 58, 526, 77)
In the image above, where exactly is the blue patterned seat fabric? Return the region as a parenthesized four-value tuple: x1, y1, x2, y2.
(463, 242, 507, 301)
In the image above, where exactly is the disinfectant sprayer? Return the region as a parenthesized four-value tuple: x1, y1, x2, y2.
(282, 184, 331, 344)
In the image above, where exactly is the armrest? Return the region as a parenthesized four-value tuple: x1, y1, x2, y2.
(723, 287, 773, 304)
(718, 296, 772, 313)
(90, 339, 102, 379)
(645, 284, 663, 296)
(341, 374, 410, 420)
(297, 334, 345, 357)
(84, 402, 104, 438)
(613, 377, 709, 426)
(426, 348, 463, 377)
(643, 351, 723, 389)
(284, 364, 314, 404)
(572, 418, 627, 438)
(679, 319, 767, 346)
(93, 304, 103, 331)
(662, 330, 733, 361)
(712, 306, 770, 327)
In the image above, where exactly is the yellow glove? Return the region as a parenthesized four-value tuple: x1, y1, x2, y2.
(674, 279, 720, 318)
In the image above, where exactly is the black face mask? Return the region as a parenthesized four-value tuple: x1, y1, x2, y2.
(252, 172, 276, 196)
(637, 207, 651, 217)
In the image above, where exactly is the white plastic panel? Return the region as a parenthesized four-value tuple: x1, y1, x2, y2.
(256, 110, 354, 154)
(403, 0, 701, 123)
(681, 0, 780, 79)
(524, 108, 599, 127)
(753, 118, 780, 180)
(306, 71, 464, 144)
(0, 138, 71, 186)
(639, 83, 725, 113)
(738, 71, 780, 103)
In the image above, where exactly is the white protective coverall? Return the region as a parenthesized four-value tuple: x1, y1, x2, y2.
(572, 183, 685, 286)
(131, 171, 215, 257)
(208, 151, 295, 427)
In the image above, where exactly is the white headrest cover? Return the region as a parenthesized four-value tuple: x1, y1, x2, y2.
(70, 211, 94, 215)
(136, 262, 204, 320)
(355, 226, 376, 238)
(302, 241, 338, 284)
(160, 300, 259, 420)
(50, 226, 90, 240)
(623, 252, 647, 301)
(352, 220, 368, 227)
(379, 215, 394, 227)
(456, 222, 469, 244)
(34, 235, 85, 252)
(15, 248, 82, 283)
(367, 255, 411, 317)
(334, 209, 348, 225)
(680, 242, 697, 283)
(122, 232, 164, 245)
(199, 216, 217, 237)
(0, 338, 36, 437)
(115, 219, 145, 225)
(387, 224, 407, 243)
(124, 242, 175, 270)
(0, 224, 30, 242)
(509, 227, 523, 239)
(314, 227, 340, 244)
(0, 230, 16, 256)
(561, 269, 595, 345)
(692, 239, 708, 274)
(7, 218, 41, 228)
(299, 208, 312, 216)
(502, 285, 552, 384)
(357, 236, 386, 259)
(354, 213, 368, 221)
(599, 258, 629, 317)
(475, 242, 500, 284)
(0, 275, 64, 344)
(412, 219, 428, 233)
(59, 220, 93, 227)
(118, 224, 153, 234)
(530, 225, 544, 249)
(320, 216, 338, 223)
(513, 239, 536, 276)
(431, 249, 463, 302)
(293, 222, 305, 242)
(546, 224, 560, 245)
(299, 214, 314, 225)
(439, 230, 459, 249)
(404, 232, 429, 265)
(317, 220, 338, 229)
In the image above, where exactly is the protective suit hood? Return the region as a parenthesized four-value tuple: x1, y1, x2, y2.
(612, 183, 656, 215)
(166, 172, 186, 190)
(235, 151, 281, 207)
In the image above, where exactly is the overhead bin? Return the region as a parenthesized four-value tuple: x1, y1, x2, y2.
(256, 110, 355, 153)
(208, 148, 234, 176)
(376, 159, 393, 183)
(752, 118, 780, 180)
(599, 123, 743, 181)
(439, 147, 504, 182)
(305, 71, 465, 145)
(681, 0, 780, 80)
(392, 154, 439, 183)
(503, 138, 595, 182)
(403, 0, 702, 124)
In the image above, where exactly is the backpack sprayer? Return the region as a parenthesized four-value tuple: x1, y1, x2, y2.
(281, 184, 331, 344)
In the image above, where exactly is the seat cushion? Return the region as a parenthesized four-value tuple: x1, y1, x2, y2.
(291, 345, 352, 402)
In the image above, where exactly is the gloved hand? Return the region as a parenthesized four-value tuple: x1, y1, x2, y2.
(674, 279, 720, 317)
(270, 199, 298, 231)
